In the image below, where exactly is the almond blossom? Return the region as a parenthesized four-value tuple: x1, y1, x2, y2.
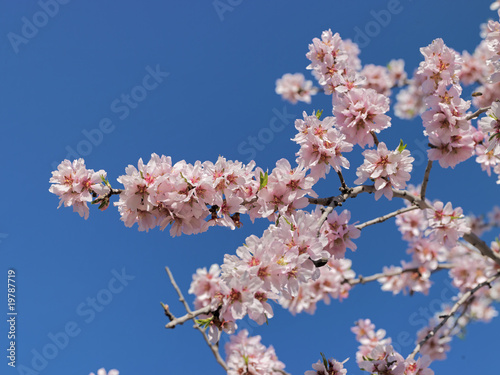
(275, 73, 317, 104)
(354, 142, 414, 200)
(49, 159, 109, 220)
(425, 201, 470, 247)
(293, 112, 353, 181)
(332, 88, 391, 148)
(225, 329, 285, 375)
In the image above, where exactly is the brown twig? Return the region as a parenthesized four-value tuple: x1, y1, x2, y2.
(164, 304, 214, 328)
(408, 271, 500, 360)
(164, 267, 228, 371)
(420, 160, 433, 200)
(465, 106, 491, 121)
(355, 205, 419, 230)
(337, 170, 348, 191)
(344, 264, 452, 286)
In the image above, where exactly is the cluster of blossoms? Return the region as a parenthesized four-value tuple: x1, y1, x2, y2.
(425, 201, 470, 247)
(279, 257, 355, 315)
(275, 73, 317, 104)
(50, 153, 325, 236)
(352, 319, 434, 375)
(188, 208, 360, 341)
(332, 87, 392, 148)
(354, 142, 414, 200)
(476, 102, 500, 182)
(304, 30, 397, 149)
(305, 355, 347, 375)
(225, 329, 285, 375)
(484, 10, 500, 84)
(416, 38, 476, 168)
(305, 30, 360, 94)
(293, 112, 353, 181)
(49, 159, 109, 220)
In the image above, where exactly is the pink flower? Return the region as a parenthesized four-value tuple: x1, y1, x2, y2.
(427, 127, 475, 168)
(225, 330, 285, 375)
(416, 319, 451, 361)
(188, 264, 223, 309)
(404, 356, 434, 375)
(425, 201, 470, 247)
(293, 112, 353, 181)
(360, 64, 392, 96)
(275, 73, 317, 104)
(333, 88, 391, 148)
(320, 209, 360, 258)
(394, 73, 427, 119)
(49, 159, 109, 220)
(417, 38, 462, 95)
(387, 59, 408, 87)
(358, 345, 405, 375)
(355, 142, 414, 200)
(305, 357, 347, 375)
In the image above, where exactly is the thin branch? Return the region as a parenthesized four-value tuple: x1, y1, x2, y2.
(309, 185, 500, 267)
(165, 267, 228, 372)
(355, 205, 419, 230)
(462, 232, 500, 266)
(408, 271, 500, 360)
(420, 160, 433, 200)
(465, 105, 491, 121)
(370, 131, 380, 146)
(344, 263, 452, 286)
(164, 304, 214, 328)
(337, 170, 348, 191)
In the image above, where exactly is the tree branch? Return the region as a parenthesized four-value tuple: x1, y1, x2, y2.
(408, 270, 500, 360)
(309, 185, 500, 267)
(344, 264, 452, 286)
(420, 160, 433, 200)
(164, 267, 228, 372)
(465, 105, 491, 121)
(355, 205, 419, 230)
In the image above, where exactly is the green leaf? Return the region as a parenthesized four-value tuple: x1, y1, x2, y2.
(397, 139, 407, 153)
(488, 133, 500, 142)
(282, 216, 294, 230)
(195, 316, 213, 329)
(320, 352, 328, 369)
(259, 171, 269, 190)
(315, 110, 324, 119)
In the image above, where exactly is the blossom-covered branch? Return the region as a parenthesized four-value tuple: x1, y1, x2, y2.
(164, 267, 227, 371)
(408, 270, 500, 360)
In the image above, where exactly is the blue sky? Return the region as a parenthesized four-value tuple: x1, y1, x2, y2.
(1, 0, 499, 374)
